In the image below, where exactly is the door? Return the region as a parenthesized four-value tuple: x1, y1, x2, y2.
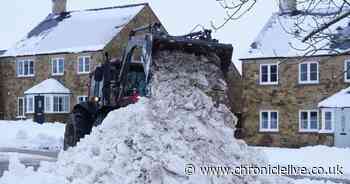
(335, 109, 350, 147)
(34, 96, 45, 124)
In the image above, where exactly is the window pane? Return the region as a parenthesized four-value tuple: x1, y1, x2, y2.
(53, 96, 59, 112)
(310, 63, 318, 81)
(18, 98, 24, 116)
(347, 62, 350, 79)
(261, 112, 269, 129)
(270, 112, 278, 129)
(300, 64, 308, 81)
(64, 96, 69, 112)
(85, 57, 90, 72)
(261, 65, 268, 82)
(29, 61, 34, 75)
(59, 59, 64, 73)
(310, 111, 318, 129)
(24, 61, 29, 75)
(79, 58, 84, 72)
(27, 96, 33, 112)
(301, 112, 308, 129)
(53, 60, 57, 74)
(325, 112, 332, 130)
(270, 65, 277, 82)
(45, 96, 51, 112)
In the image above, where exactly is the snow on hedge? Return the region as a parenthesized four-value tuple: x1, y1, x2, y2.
(1, 52, 293, 183)
(0, 120, 64, 151)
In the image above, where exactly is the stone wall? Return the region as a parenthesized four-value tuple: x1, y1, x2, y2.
(241, 55, 350, 147)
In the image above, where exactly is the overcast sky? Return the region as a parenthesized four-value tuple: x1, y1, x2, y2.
(0, 0, 278, 70)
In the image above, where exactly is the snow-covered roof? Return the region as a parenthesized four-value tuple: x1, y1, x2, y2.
(318, 86, 350, 108)
(0, 50, 5, 56)
(24, 78, 71, 95)
(3, 4, 146, 57)
(241, 7, 350, 60)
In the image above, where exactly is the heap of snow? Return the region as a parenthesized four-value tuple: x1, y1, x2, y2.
(24, 78, 70, 95)
(0, 120, 64, 150)
(242, 7, 350, 59)
(0, 52, 290, 183)
(3, 4, 145, 57)
(318, 86, 350, 108)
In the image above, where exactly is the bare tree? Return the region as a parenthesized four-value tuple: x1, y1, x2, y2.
(213, 0, 350, 45)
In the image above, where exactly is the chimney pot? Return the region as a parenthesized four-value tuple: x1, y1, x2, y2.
(52, 0, 67, 14)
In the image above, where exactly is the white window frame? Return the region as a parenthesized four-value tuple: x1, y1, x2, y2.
(259, 110, 279, 132)
(77, 56, 91, 74)
(17, 97, 25, 118)
(77, 96, 88, 104)
(320, 108, 334, 133)
(299, 110, 319, 132)
(16, 59, 35, 77)
(345, 60, 350, 83)
(51, 57, 65, 76)
(259, 63, 279, 85)
(45, 95, 70, 114)
(299, 62, 319, 84)
(26, 95, 34, 114)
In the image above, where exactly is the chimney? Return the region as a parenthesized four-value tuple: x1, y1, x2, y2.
(279, 0, 297, 15)
(52, 0, 67, 14)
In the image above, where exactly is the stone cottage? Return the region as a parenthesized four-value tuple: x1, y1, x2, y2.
(0, 1, 161, 122)
(240, 3, 350, 147)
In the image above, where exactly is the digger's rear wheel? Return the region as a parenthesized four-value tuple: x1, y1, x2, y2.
(63, 107, 94, 150)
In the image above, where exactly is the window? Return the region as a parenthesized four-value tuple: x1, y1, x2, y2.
(320, 109, 334, 133)
(299, 62, 319, 84)
(17, 97, 25, 118)
(260, 64, 278, 85)
(53, 96, 69, 113)
(299, 110, 319, 132)
(77, 96, 88, 104)
(259, 110, 279, 132)
(78, 56, 90, 74)
(26, 96, 34, 113)
(345, 60, 350, 82)
(16, 60, 34, 77)
(52, 58, 64, 75)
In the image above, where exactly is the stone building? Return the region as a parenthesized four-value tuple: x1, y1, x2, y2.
(240, 6, 350, 147)
(0, 2, 161, 122)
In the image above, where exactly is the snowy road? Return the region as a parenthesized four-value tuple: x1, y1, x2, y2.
(0, 148, 59, 177)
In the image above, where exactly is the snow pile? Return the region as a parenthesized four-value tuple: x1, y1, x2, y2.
(0, 120, 64, 150)
(1, 52, 291, 183)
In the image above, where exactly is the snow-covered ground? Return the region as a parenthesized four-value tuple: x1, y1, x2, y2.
(256, 146, 350, 179)
(0, 120, 64, 151)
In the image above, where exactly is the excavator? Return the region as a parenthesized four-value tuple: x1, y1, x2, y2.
(63, 23, 233, 150)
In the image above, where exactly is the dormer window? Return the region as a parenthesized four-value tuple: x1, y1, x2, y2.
(299, 62, 319, 84)
(260, 63, 278, 85)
